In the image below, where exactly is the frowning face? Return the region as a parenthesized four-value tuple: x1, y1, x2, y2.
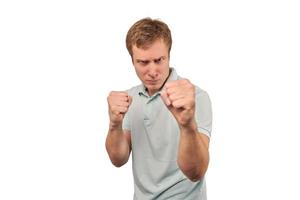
(132, 39, 170, 96)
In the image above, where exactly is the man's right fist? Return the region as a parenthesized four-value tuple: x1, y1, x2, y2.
(107, 91, 132, 127)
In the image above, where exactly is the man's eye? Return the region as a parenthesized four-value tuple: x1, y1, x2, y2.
(154, 58, 162, 64)
(138, 61, 149, 66)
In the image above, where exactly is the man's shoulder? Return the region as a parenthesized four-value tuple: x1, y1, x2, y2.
(177, 74, 209, 97)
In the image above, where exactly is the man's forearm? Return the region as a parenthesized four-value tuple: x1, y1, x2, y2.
(105, 124, 130, 167)
(177, 121, 209, 182)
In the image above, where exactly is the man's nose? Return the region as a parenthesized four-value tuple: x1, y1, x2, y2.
(148, 64, 158, 78)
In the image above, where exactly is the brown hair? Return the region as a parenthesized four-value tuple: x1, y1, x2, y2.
(126, 17, 172, 57)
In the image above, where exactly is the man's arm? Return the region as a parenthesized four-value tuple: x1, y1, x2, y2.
(177, 121, 209, 182)
(105, 128, 131, 167)
(161, 79, 210, 182)
(105, 91, 132, 167)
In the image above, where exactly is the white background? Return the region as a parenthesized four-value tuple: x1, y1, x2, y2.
(1, 0, 299, 199)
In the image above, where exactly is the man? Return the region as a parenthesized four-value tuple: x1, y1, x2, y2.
(106, 18, 212, 200)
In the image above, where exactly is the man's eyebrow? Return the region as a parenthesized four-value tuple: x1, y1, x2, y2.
(136, 56, 165, 63)
(154, 56, 165, 61)
(136, 59, 149, 62)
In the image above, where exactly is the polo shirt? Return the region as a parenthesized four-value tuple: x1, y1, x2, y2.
(123, 68, 212, 200)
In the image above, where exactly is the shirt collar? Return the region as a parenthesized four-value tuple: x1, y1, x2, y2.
(138, 67, 178, 97)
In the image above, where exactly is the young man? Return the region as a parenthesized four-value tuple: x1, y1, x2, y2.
(106, 18, 212, 200)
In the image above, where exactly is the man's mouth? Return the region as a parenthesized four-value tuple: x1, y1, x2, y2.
(146, 80, 159, 84)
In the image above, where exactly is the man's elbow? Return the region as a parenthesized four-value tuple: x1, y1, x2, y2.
(111, 158, 128, 167)
(107, 153, 129, 167)
(105, 143, 130, 167)
(186, 171, 205, 182)
(178, 162, 207, 182)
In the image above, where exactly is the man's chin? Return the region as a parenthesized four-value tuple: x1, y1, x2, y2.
(144, 84, 158, 92)
(146, 83, 161, 89)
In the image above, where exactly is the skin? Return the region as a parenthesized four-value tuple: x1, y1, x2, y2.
(132, 39, 171, 96)
(105, 39, 210, 181)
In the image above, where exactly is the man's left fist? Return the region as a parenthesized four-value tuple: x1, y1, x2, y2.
(161, 79, 196, 127)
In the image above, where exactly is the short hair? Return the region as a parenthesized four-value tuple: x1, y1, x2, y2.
(126, 17, 172, 57)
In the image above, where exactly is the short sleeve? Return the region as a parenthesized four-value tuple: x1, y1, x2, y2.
(122, 111, 131, 131)
(195, 89, 213, 138)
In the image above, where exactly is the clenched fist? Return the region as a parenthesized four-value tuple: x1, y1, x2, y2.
(107, 91, 132, 127)
(160, 79, 196, 127)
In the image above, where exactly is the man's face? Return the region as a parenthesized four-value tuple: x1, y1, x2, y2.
(132, 39, 170, 96)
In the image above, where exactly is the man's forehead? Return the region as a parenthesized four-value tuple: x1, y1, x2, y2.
(132, 46, 168, 60)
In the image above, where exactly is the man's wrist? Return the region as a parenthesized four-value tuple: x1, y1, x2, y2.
(179, 119, 198, 133)
(109, 122, 123, 131)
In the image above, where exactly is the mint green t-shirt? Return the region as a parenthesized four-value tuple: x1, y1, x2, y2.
(123, 68, 212, 200)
